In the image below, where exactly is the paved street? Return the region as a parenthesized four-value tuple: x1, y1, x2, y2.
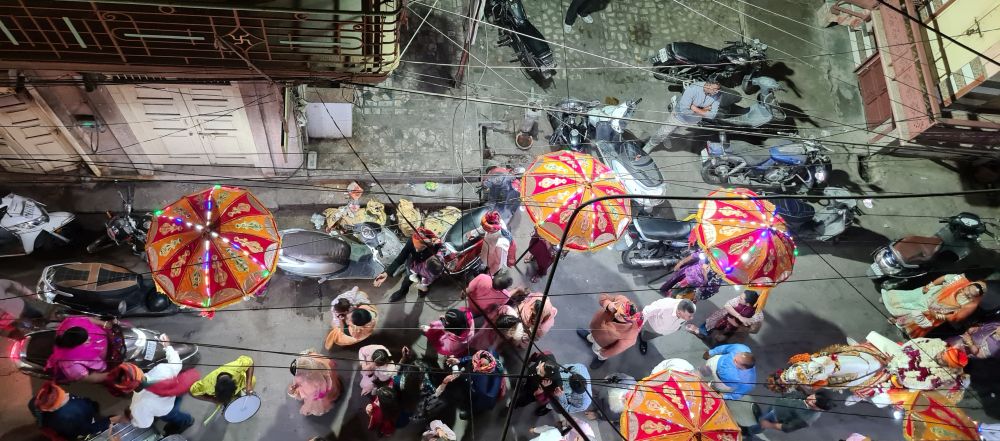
(2, 1, 1000, 441)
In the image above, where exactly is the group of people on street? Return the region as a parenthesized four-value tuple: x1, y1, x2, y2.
(13, 201, 995, 441)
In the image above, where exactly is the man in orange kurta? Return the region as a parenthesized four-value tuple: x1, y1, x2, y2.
(576, 294, 643, 368)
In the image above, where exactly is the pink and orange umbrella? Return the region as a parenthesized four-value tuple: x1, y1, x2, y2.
(520, 151, 631, 251)
(144, 186, 279, 313)
(621, 368, 741, 441)
(893, 391, 979, 441)
(692, 187, 796, 287)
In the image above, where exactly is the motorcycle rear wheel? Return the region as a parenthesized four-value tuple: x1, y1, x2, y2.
(701, 162, 730, 185)
(621, 242, 648, 270)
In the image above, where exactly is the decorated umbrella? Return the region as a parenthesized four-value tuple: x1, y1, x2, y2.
(892, 390, 979, 441)
(145, 185, 279, 314)
(621, 368, 741, 441)
(692, 187, 796, 309)
(520, 150, 631, 251)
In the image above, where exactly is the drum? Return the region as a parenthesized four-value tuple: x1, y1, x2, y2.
(223, 393, 261, 423)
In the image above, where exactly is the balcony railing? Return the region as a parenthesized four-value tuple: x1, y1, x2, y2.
(0, 0, 401, 80)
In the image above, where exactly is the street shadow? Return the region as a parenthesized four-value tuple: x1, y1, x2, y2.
(803, 227, 890, 264)
(748, 310, 847, 383)
(966, 357, 1000, 418)
(957, 159, 1000, 208)
(760, 62, 800, 98)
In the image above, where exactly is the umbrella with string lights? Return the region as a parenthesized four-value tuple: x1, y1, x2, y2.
(692, 187, 797, 309)
(520, 150, 631, 251)
(144, 185, 279, 315)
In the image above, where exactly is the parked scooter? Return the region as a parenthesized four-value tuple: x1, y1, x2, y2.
(616, 215, 693, 270)
(36, 262, 177, 317)
(770, 187, 863, 241)
(277, 222, 403, 283)
(700, 132, 832, 193)
(441, 206, 492, 277)
(86, 185, 150, 259)
(11, 320, 199, 380)
(0, 193, 75, 257)
(869, 213, 997, 289)
(650, 39, 768, 84)
(487, 0, 556, 80)
(714, 76, 787, 129)
(548, 98, 667, 210)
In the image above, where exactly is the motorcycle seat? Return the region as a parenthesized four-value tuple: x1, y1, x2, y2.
(670, 42, 721, 65)
(635, 218, 693, 241)
(891, 236, 943, 265)
(726, 140, 771, 166)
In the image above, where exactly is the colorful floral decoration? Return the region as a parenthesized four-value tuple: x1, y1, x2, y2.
(520, 151, 631, 251)
(144, 185, 279, 315)
(621, 368, 741, 441)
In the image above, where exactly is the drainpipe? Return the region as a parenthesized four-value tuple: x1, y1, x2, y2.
(903, 0, 943, 121)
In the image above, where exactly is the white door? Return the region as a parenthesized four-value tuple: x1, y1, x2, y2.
(0, 94, 83, 174)
(106, 85, 262, 167)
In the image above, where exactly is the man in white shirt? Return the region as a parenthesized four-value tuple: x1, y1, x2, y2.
(123, 335, 193, 435)
(638, 298, 697, 355)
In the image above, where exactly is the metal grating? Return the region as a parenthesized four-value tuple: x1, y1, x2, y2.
(0, 1, 401, 80)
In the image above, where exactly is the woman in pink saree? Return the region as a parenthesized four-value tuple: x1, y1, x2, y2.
(288, 350, 342, 416)
(45, 316, 111, 383)
(423, 308, 475, 357)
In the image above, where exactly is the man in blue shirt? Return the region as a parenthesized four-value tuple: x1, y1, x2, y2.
(646, 80, 722, 152)
(700, 343, 755, 400)
(28, 382, 117, 439)
(550, 363, 592, 415)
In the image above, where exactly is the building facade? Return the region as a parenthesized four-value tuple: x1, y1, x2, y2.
(0, 0, 402, 177)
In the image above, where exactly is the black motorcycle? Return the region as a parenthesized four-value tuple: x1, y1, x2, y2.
(487, 0, 556, 80)
(86, 184, 150, 260)
(650, 39, 768, 85)
(615, 215, 693, 270)
(37, 262, 177, 317)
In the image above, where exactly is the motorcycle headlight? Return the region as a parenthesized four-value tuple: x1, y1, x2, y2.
(11, 215, 48, 230)
(814, 168, 827, 183)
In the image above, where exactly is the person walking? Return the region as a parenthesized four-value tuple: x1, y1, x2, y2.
(190, 356, 255, 404)
(374, 227, 444, 302)
(441, 350, 506, 420)
(696, 290, 764, 346)
(563, 0, 606, 33)
(325, 301, 379, 349)
(513, 351, 563, 416)
(423, 308, 476, 357)
(551, 363, 592, 415)
(576, 294, 643, 368)
(517, 290, 558, 341)
(366, 386, 401, 437)
(28, 382, 120, 440)
(113, 335, 196, 435)
(637, 298, 697, 355)
(741, 390, 836, 436)
(464, 269, 513, 318)
(525, 229, 558, 283)
(359, 345, 398, 396)
(288, 350, 342, 416)
(464, 210, 517, 276)
(646, 81, 722, 152)
(700, 344, 755, 400)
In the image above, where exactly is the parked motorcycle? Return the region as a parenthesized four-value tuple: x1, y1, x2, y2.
(86, 185, 150, 259)
(36, 262, 177, 317)
(0, 193, 75, 257)
(616, 215, 693, 270)
(650, 39, 768, 84)
(700, 132, 832, 193)
(441, 206, 491, 277)
(277, 222, 403, 283)
(487, 0, 556, 80)
(548, 98, 667, 210)
(714, 76, 787, 129)
(770, 187, 863, 241)
(868, 212, 997, 289)
(11, 320, 199, 380)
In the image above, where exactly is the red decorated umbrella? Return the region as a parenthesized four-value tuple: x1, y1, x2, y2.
(621, 368, 741, 440)
(144, 185, 279, 313)
(520, 151, 631, 251)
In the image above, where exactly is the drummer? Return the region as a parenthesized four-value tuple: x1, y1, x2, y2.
(190, 356, 256, 404)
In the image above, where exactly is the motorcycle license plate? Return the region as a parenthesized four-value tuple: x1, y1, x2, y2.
(700, 149, 708, 163)
(869, 262, 883, 277)
(143, 341, 157, 361)
(657, 48, 668, 62)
